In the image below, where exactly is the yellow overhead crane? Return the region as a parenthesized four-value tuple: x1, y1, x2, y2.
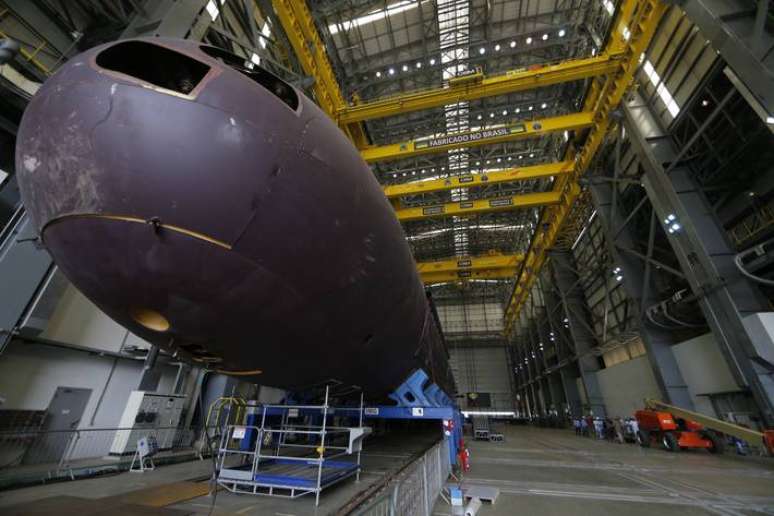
(503, 0, 668, 335)
(337, 54, 624, 124)
(272, 0, 368, 146)
(383, 161, 572, 198)
(274, 0, 666, 315)
(395, 191, 561, 222)
(417, 253, 523, 284)
(361, 112, 593, 163)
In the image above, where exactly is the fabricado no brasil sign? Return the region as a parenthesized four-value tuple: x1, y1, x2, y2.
(415, 123, 527, 150)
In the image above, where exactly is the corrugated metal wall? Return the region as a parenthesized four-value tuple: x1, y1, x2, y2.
(437, 302, 512, 410)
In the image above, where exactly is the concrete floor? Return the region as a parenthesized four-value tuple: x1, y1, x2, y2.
(1, 425, 773, 515)
(434, 425, 774, 516)
(0, 428, 440, 515)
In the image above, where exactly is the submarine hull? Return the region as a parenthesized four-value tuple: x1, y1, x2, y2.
(15, 38, 454, 398)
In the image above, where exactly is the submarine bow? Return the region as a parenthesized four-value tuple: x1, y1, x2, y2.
(15, 38, 455, 399)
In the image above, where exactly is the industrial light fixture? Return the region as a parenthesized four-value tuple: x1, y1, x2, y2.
(416, 61, 422, 68)
(502, 109, 508, 115)
(497, 157, 502, 163)
(528, 105, 533, 111)
(421, 169, 426, 173)
(518, 155, 523, 159)
(529, 153, 534, 158)
(479, 47, 486, 54)
(542, 33, 548, 41)
(509, 40, 516, 48)
(489, 113, 495, 118)
(388, 67, 395, 75)
(475, 161, 481, 166)
(515, 107, 521, 113)
(376, 71, 382, 78)
(494, 44, 501, 51)
(476, 114, 482, 120)
(701, 99, 709, 107)
(541, 102, 547, 109)
(402, 64, 408, 72)
(664, 213, 681, 234)
(526, 37, 533, 44)
(558, 29, 566, 37)
(507, 156, 512, 161)
(430, 58, 436, 65)
(767, 116, 774, 124)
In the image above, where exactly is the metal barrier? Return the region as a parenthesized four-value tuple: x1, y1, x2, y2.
(352, 439, 451, 516)
(0, 425, 216, 488)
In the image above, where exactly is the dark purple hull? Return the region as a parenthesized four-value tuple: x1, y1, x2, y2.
(15, 38, 453, 398)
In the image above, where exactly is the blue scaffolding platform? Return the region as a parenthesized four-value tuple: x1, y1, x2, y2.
(216, 371, 462, 506)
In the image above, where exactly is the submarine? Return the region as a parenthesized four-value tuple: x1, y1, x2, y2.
(15, 37, 455, 399)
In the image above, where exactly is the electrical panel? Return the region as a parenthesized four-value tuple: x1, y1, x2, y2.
(109, 391, 186, 455)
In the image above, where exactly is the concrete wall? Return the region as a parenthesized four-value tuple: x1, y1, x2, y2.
(595, 355, 662, 418)
(671, 332, 739, 417)
(41, 282, 151, 353)
(0, 340, 180, 428)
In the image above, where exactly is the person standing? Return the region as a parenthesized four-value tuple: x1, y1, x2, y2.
(574, 417, 581, 436)
(613, 417, 624, 443)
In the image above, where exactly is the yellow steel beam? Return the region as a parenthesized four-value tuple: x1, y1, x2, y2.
(338, 54, 623, 124)
(503, 0, 668, 335)
(421, 268, 518, 284)
(417, 253, 524, 275)
(362, 112, 593, 163)
(396, 191, 560, 222)
(273, 0, 368, 146)
(383, 161, 572, 199)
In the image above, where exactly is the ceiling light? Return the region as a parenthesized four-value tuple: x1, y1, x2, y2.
(519, 155, 523, 159)
(507, 156, 512, 161)
(494, 44, 501, 51)
(701, 99, 709, 107)
(486, 160, 491, 164)
(411, 171, 416, 175)
(510, 40, 516, 48)
(502, 110, 508, 115)
(515, 107, 521, 113)
(541, 102, 547, 109)
(489, 113, 495, 118)
(542, 33, 548, 41)
(497, 158, 502, 163)
(375, 71, 382, 78)
(402, 172, 407, 176)
(526, 37, 533, 44)
(528, 105, 533, 111)
(416, 61, 422, 68)
(402, 64, 408, 72)
(529, 153, 534, 158)
(421, 169, 426, 173)
(430, 58, 436, 65)
(475, 161, 481, 166)
(477, 114, 482, 120)
(388, 68, 395, 75)
(479, 47, 486, 55)
(558, 29, 566, 37)
(767, 116, 774, 124)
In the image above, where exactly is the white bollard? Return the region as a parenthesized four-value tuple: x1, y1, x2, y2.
(464, 497, 482, 516)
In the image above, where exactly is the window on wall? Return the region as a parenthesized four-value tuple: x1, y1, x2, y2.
(642, 59, 680, 117)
